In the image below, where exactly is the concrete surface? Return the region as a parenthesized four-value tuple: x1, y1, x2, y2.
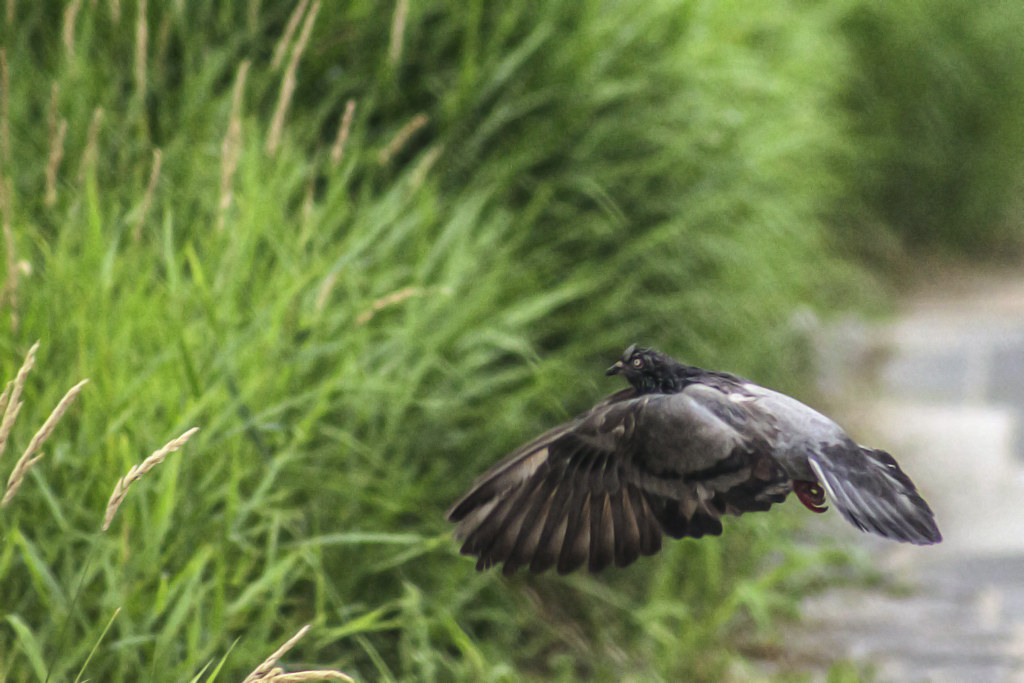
(784, 269, 1024, 682)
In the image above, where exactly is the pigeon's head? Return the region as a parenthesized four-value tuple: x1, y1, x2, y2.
(606, 344, 683, 393)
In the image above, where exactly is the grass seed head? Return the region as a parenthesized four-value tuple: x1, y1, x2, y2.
(242, 624, 354, 683)
(1, 378, 88, 507)
(101, 426, 198, 530)
(266, 0, 320, 156)
(0, 341, 39, 462)
(271, 0, 310, 70)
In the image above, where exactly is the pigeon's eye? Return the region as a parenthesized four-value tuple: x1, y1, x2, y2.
(631, 358, 644, 369)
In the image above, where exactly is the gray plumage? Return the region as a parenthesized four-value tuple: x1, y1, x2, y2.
(446, 345, 941, 575)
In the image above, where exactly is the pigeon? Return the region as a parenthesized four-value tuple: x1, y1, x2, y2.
(446, 344, 941, 575)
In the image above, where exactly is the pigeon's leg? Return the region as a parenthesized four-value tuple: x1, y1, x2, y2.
(793, 480, 828, 513)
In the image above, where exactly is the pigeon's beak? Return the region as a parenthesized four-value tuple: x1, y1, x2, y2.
(606, 360, 623, 376)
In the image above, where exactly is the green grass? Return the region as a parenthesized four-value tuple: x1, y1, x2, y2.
(0, 0, 1020, 680)
(841, 0, 1024, 255)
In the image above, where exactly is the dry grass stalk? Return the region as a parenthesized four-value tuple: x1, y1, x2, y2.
(242, 624, 353, 683)
(0, 216, 14, 330)
(218, 60, 251, 232)
(0, 51, 14, 327)
(134, 0, 148, 98)
(271, 0, 310, 70)
(77, 107, 104, 185)
(329, 100, 356, 167)
(355, 286, 424, 325)
(62, 0, 84, 57)
(47, 82, 60, 143)
(388, 0, 409, 67)
(410, 144, 443, 189)
(0, 48, 9, 166)
(109, 0, 120, 23)
(264, 671, 354, 682)
(2, 378, 88, 507)
(0, 381, 13, 420)
(266, 0, 320, 156)
(132, 147, 162, 240)
(0, 341, 39, 462)
(377, 113, 428, 166)
(5, 0, 14, 26)
(45, 119, 69, 207)
(243, 624, 310, 683)
(15, 378, 86, 463)
(101, 426, 198, 530)
(314, 271, 339, 313)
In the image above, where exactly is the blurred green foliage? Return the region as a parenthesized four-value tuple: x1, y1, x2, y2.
(0, 0, 1020, 680)
(842, 0, 1024, 254)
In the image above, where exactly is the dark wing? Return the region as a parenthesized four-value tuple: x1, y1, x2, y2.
(446, 386, 792, 575)
(809, 445, 941, 545)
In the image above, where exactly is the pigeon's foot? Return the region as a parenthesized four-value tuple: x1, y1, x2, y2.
(793, 479, 828, 513)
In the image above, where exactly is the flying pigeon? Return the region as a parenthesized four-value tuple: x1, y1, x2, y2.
(446, 344, 941, 575)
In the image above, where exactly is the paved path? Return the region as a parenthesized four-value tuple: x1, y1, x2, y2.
(782, 269, 1024, 681)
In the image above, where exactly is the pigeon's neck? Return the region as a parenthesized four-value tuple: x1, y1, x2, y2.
(633, 362, 703, 394)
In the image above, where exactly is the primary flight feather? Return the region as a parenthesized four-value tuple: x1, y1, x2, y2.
(446, 345, 941, 575)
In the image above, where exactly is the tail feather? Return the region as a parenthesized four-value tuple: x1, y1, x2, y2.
(809, 446, 941, 545)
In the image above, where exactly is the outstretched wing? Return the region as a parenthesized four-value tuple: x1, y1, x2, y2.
(809, 445, 941, 545)
(446, 386, 792, 575)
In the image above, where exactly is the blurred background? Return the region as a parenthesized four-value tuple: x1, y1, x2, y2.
(0, 0, 1023, 680)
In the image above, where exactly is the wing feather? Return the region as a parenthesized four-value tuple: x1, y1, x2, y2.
(558, 490, 591, 574)
(447, 385, 793, 574)
(613, 488, 641, 568)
